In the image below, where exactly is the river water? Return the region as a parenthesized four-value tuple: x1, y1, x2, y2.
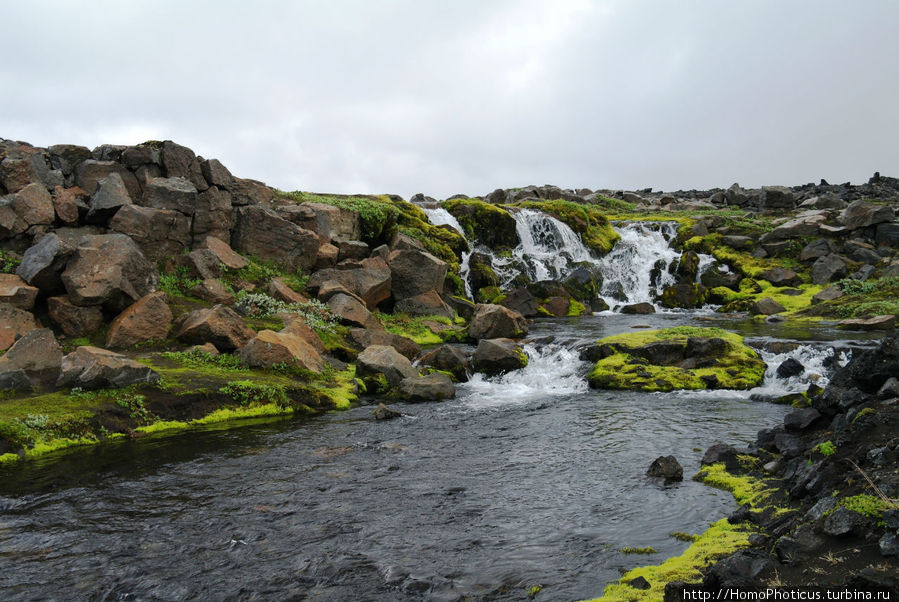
(0, 313, 878, 601)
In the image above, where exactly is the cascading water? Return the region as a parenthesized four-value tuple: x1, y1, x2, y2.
(422, 207, 473, 298)
(751, 344, 852, 398)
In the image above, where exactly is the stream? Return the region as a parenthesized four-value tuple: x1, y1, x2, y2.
(0, 313, 880, 601)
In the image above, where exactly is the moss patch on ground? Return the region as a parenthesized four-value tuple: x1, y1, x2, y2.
(513, 199, 620, 255)
(376, 312, 464, 346)
(797, 277, 899, 320)
(588, 327, 766, 392)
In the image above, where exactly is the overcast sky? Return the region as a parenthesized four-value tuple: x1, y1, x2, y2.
(2, 1, 898, 199)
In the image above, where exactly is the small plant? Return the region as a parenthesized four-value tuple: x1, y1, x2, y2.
(158, 265, 203, 297)
(0, 249, 21, 274)
(814, 440, 837, 456)
(669, 531, 698, 542)
(838, 494, 890, 518)
(114, 392, 153, 424)
(162, 349, 244, 372)
(620, 546, 657, 555)
(219, 381, 288, 407)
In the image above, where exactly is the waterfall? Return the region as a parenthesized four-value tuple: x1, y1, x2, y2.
(422, 207, 473, 298)
(751, 344, 852, 398)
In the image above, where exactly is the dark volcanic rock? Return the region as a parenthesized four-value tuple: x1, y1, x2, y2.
(646, 455, 683, 481)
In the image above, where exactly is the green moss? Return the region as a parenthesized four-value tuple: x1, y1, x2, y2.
(814, 440, 837, 457)
(799, 278, 899, 320)
(594, 519, 752, 601)
(377, 312, 458, 346)
(669, 532, 699, 542)
(694, 463, 775, 509)
(443, 198, 518, 251)
(567, 299, 587, 316)
(620, 547, 657, 555)
(835, 494, 892, 518)
(514, 199, 620, 254)
(588, 327, 766, 391)
(851, 407, 875, 425)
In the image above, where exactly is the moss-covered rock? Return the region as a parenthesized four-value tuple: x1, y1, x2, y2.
(443, 198, 519, 251)
(587, 327, 766, 392)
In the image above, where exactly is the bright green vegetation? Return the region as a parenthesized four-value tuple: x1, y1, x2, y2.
(594, 519, 752, 601)
(814, 440, 837, 457)
(514, 199, 620, 254)
(684, 233, 805, 280)
(851, 407, 876, 425)
(376, 312, 461, 345)
(567, 299, 587, 316)
(588, 327, 766, 392)
(712, 280, 824, 314)
(158, 264, 203, 298)
(620, 547, 657, 555)
(694, 463, 776, 509)
(219, 380, 289, 406)
(442, 198, 519, 252)
(799, 277, 899, 320)
(161, 348, 244, 372)
(0, 249, 21, 273)
(669, 532, 699, 542)
(828, 494, 894, 518)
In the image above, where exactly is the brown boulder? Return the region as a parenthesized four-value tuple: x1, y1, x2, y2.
(240, 329, 324, 373)
(86, 172, 132, 224)
(328, 293, 379, 329)
(268, 278, 306, 304)
(280, 315, 325, 354)
(192, 186, 233, 246)
(760, 267, 802, 287)
(388, 249, 447, 300)
(231, 206, 320, 272)
(10, 182, 55, 228)
(398, 373, 455, 402)
(471, 338, 528, 376)
(307, 259, 391, 309)
(109, 204, 191, 262)
(751, 297, 787, 315)
(61, 234, 159, 312)
(201, 236, 248, 270)
(176, 304, 255, 351)
(15, 232, 74, 294)
(189, 279, 235, 304)
(200, 158, 233, 189)
(839, 200, 895, 230)
(418, 344, 472, 382)
(57, 346, 160, 389)
(0, 273, 38, 310)
(106, 292, 173, 348)
(837, 315, 896, 331)
(620, 302, 656, 315)
(315, 243, 339, 269)
(52, 185, 85, 224)
(228, 177, 273, 206)
(393, 290, 454, 319)
(346, 327, 419, 360)
(161, 141, 208, 191)
(74, 160, 141, 199)
(47, 295, 104, 337)
(0, 328, 63, 384)
(468, 304, 528, 340)
(356, 344, 418, 386)
(0, 303, 40, 351)
(141, 176, 198, 216)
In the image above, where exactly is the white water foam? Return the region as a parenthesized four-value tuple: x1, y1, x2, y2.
(752, 345, 852, 397)
(459, 343, 588, 409)
(423, 207, 473, 298)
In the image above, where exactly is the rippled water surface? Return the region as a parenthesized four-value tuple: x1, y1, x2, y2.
(1, 314, 865, 601)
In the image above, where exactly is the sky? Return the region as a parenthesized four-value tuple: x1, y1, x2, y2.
(2, 1, 898, 200)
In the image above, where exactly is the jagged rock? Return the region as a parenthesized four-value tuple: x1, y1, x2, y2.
(703, 550, 771, 589)
(837, 315, 896, 331)
(176, 305, 255, 351)
(700, 266, 742, 290)
(356, 344, 418, 386)
(759, 186, 796, 209)
(418, 344, 472, 382)
(850, 264, 877, 281)
(46, 295, 103, 338)
(141, 176, 197, 216)
(398, 373, 455, 402)
(288, 202, 360, 242)
(798, 194, 846, 210)
(15, 233, 74, 294)
(307, 259, 392, 309)
(328, 293, 379, 329)
(109, 204, 191, 262)
(394, 290, 454, 319)
(192, 186, 233, 245)
(51, 185, 85, 225)
(839, 200, 894, 230)
(783, 407, 821, 431)
(185, 280, 232, 303)
(240, 329, 324, 373)
(388, 249, 447, 300)
(800, 239, 833, 262)
(875, 222, 899, 247)
(373, 403, 403, 420)
(105, 292, 173, 348)
(336, 239, 370, 261)
(0, 147, 61, 192)
(61, 234, 158, 312)
(0, 368, 31, 391)
(315, 243, 339, 269)
(776, 357, 805, 378)
(471, 338, 527, 376)
(620, 302, 656, 314)
(760, 267, 801, 287)
(811, 286, 843, 304)
(0, 303, 40, 352)
(161, 140, 207, 191)
(74, 160, 141, 200)
(468, 304, 527, 340)
(0, 328, 62, 385)
(563, 265, 601, 302)
(773, 432, 805, 457)
(877, 377, 899, 400)
(201, 236, 247, 270)
(499, 287, 539, 317)
(627, 577, 651, 591)
(774, 525, 823, 565)
(823, 507, 864, 536)
(280, 316, 325, 354)
(120, 145, 160, 168)
(48, 144, 92, 180)
(86, 172, 132, 224)
(843, 239, 881, 265)
(346, 327, 418, 360)
(879, 533, 899, 557)
(171, 249, 224, 281)
(268, 278, 306, 304)
(229, 177, 273, 206)
(760, 212, 827, 241)
(811, 254, 848, 284)
(9, 183, 56, 230)
(701, 442, 741, 469)
(721, 235, 755, 250)
(0, 274, 38, 310)
(200, 158, 233, 189)
(57, 346, 159, 389)
(646, 455, 683, 481)
(232, 205, 320, 272)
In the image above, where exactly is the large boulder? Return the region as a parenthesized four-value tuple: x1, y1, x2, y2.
(192, 186, 233, 245)
(499, 287, 539, 317)
(161, 140, 208, 191)
(418, 344, 472, 382)
(0, 273, 38, 310)
(0, 303, 40, 351)
(356, 344, 418, 386)
(176, 304, 255, 351)
(240, 329, 324, 373)
(839, 200, 895, 230)
(750, 297, 786, 315)
(468, 304, 528, 340)
(15, 232, 74, 294)
(393, 290, 454, 319)
(346, 327, 419, 360)
(280, 315, 325, 354)
(52, 185, 86, 225)
(398, 373, 455, 402)
(471, 338, 528, 376)
(0, 146, 62, 192)
(759, 186, 796, 210)
(7, 183, 55, 230)
(200, 158, 233, 189)
(109, 204, 191, 262)
(141, 176, 197, 216)
(307, 257, 391, 309)
(760, 212, 827, 242)
(86, 172, 132, 224)
(201, 236, 247, 270)
(388, 249, 447, 300)
(660, 283, 708, 309)
(61, 234, 158, 312)
(57, 346, 160, 389)
(47, 295, 104, 337)
(231, 206, 320, 272)
(105, 292, 173, 349)
(327, 293, 379, 329)
(74, 160, 141, 200)
(810, 254, 847, 285)
(830, 334, 899, 394)
(759, 267, 802, 287)
(0, 328, 62, 386)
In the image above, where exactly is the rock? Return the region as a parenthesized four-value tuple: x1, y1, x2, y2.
(240, 329, 324, 373)
(823, 507, 864, 536)
(721, 235, 755, 250)
(57, 346, 160, 389)
(15, 233, 74, 294)
(200, 158, 233, 189)
(48, 144, 92, 180)
(356, 345, 418, 386)
(9, 183, 56, 228)
(875, 222, 899, 247)
(620, 302, 656, 314)
(837, 315, 896, 331)
(140, 176, 197, 216)
(660, 283, 708, 309)
(120, 145, 160, 168)
(0, 304, 40, 352)
(783, 407, 821, 431)
(52, 185, 85, 225)
(840, 200, 894, 230)
(229, 177, 273, 207)
(0, 274, 38, 310)
(328, 293, 379, 329)
(176, 305, 255, 351)
(200, 236, 246, 270)
(879, 533, 899, 557)
(773, 432, 805, 458)
(701, 442, 741, 470)
(798, 194, 846, 210)
(703, 550, 771, 589)
(760, 267, 801, 287)
(86, 172, 132, 224)
(268, 278, 306, 305)
(74, 160, 141, 200)
(172, 249, 224, 281)
(388, 249, 447, 300)
(398, 373, 455, 402)
(700, 267, 742, 290)
(161, 140, 207, 191)
(776, 357, 805, 378)
(109, 204, 191, 262)
(0, 328, 62, 384)
(280, 316, 325, 354)
(499, 287, 539, 317)
(232, 206, 320, 272)
(646, 455, 683, 481)
(774, 525, 823, 565)
(626, 576, 651, 591)
(290, 202, 360, 241)
(61, 234, 158, 312)
(877, 377, 899, 400)
(336, 239, 370, 261)
(471, 338, 527, 376)
(0, 368, 31, 391)
(46, 295, 103, 337)
(812, 286, 843, 304)
(800, 239, 834, 262)
(0, 148, 61, 192)
(315, 243, 339, 269)
(843, 240, 881, 265)
(563, 265, 601, 302)
(468, 304, 528, 340)
(760, 213, 827, 241)
(373, 403, 403, 420)
(105, 292, 173, 348)
(759, 186, 795, 210)
(394, 290, 454, 319)
(851, 264, 877, 281)
(749, 297, 786, 315)
(191, 186, 233, 246)
(418, 344, 472, 382)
